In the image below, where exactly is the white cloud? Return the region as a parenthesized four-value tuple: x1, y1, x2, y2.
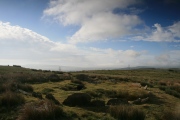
(69, 13, 142, 43)
(134, 21, 180, 42)
(43, 0, 143, 43)
(0, 21, 180, 69)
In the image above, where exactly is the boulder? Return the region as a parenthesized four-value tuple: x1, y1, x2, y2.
(63, 93, 91, 107)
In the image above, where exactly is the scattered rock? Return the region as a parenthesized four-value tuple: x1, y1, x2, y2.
(144, 85, 148, 90)
(141, 97, 149, 103)
(133, 98, 141, 104)
(128, 97, 149, 105)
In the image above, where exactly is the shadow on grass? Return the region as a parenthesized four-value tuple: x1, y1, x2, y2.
(147, 94, 165, 105)
(80, 106, 109, 113)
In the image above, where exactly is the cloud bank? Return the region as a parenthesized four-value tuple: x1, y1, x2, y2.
(43, 0, 144, 43)
(43, 0, 180, 43)
(0, 21, 179, 69)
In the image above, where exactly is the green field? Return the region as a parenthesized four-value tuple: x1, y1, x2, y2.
(0, 66, 179, 120)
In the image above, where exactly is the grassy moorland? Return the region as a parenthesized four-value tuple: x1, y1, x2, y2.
(0, 65, 179, 120)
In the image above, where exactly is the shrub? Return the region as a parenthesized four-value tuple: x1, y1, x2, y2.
(18, 100, 66, 120)
(109, 105, 145, 120)
(0, 91, 25, 107)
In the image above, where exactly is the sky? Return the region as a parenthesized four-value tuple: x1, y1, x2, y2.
(0, 0, 180, 70)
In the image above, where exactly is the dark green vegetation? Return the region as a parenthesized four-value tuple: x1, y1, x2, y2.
(0, 65, 179, 120)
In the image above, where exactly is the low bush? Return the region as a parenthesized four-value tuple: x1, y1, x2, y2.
(18, 100, 66, 120)
(109, 105, 145, 120)
(0, 91, 25, 107)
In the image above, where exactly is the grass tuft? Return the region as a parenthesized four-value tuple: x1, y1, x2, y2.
(18, 100, 66, 120)
(0, 91, 25, 107)
(109, 105, 145, 120)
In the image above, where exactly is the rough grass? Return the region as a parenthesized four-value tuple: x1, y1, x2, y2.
(1, 66, 180, 120)
(0, 91, 25, 107)
(162, 109, 180, 120)
(41, 88, 54, 94)
(109, 105, 145, 120)
(18, 100, 67, 120)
